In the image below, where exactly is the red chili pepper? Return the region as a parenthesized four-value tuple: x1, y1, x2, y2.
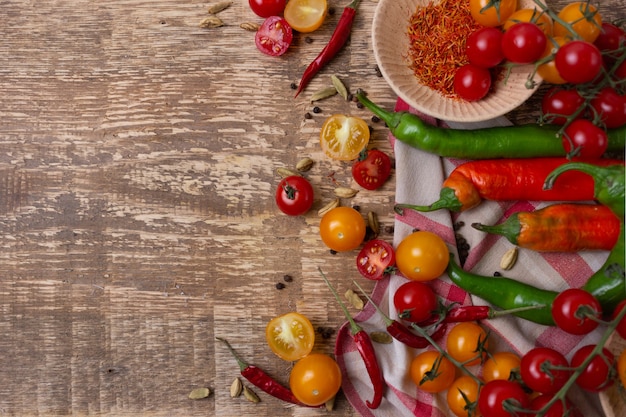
(294, 0, 360, 98)
(444, 305, 491, 322)
(395, 157, 624, 213)
(216, 337, 311, 406)
(320, 269, 384, 409)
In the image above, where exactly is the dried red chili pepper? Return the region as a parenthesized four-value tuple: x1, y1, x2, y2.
(216, 337, 311, 406)
(294, 0, 360, 98)
(320, 268, 384, 409)
(395, 157, 624, 213)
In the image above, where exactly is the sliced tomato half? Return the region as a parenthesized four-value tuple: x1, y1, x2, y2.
(356, 239, 396, 280)
(265, 312, 315, 361)
(255, 16, 293, 57)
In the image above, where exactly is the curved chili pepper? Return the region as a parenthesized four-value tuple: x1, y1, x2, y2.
(355, 92, 625, 159)
(472, 203, 621, 252)
(395, 158, 624, 213)
(216, 337, 311, 406)
(320, 268, 384, 409)
(294, 0, 360, 98)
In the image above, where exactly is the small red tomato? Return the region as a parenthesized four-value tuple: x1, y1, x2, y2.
(612, 300, 626, 339)
(551, 288, 602, 335)
(454, 64, 491, 101)
(562, 119, 608, 159)
(530, 394, 579, 417)
(466, 27, 505, 68)
(501, 22, 547, 64)
(571, 345, 615, 392)
(594, 22, 626, 55)
(248, 0, 287, 18)
(351, 149, 392, 191)
(520, 347, 571, 395)
(555, 40, 603, 84)
(275, 175, 314, 216)
(255, 16, 293, 57)
(355, 239, 396, 281)
(393, 280, 438, 323)
(590, 87, 626, 129)
(478, 380, 529, 417)
(541, 87, 585, 125)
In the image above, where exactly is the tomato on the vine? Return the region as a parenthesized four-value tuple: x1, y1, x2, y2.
(469, 0, 517, 27)
(255, 16, 293, 57)
(555, 40, 603, 84)
(249, 0, 286, 18)
(570, 344, 615, 392)
(395, 231, 449, 282)
(275, 175, 314, 216)
(446, 322, 490, 366)
(454, 64, 491, 101)
(537, 36, 568, 84)
(551, 288, 602, 335)
(319, 114, 370, 161)
(410, 350, 456, 393)
(356, 239, 395, 281)
(447, 375, 481, 417)
(520, 347, 571, 394)
(351, 149, 392, 190)
(530, 394, 578, 417)
(284, 0, 327, 33)
(553, 2, 602, 43)
(319, 206, 366, 252)
(482, 351, 521, 382)
(541, 87, 585, 125)
(478, 379, 529, 417)
(590, 87, 626, 129)
(562, 119, 608, 159)
(466, 27, 504, 69)
(393, 280, 438, 323)
(266, 312, 315, 361)
(501, 22, 547, 64)
(289, 353, 342, 406)
(502, 8, 553, 36)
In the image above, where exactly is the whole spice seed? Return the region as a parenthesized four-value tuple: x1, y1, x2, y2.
(334, 187, 359, 198)
(239, 22, 260, 31)
(199, 15, 224, 28)
(243, 385, 261, 403)
(310, 87, 338, 102)
(331, 75, 349, 100)
(208, 1, 232, 14)
(318, 198, 340, 217)
(188, 387, 211, 400)
(367, 211, 380, 236)
(295, 157, 314, 172)
(276, 167, 301, 178)
(345, 288, 364, 310)
(370, 331, 393, 344)
(230, 378, 243, 398)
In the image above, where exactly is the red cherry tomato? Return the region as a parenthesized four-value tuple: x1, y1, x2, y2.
(466, 27, 504, 68)
(594, 22, 626, 54)
(530, 394, 578, 417)
(248, 0, 286, 18)
(520, 347, 571, 395)
(612, 299, 626, 339)
(501, 22, 547, 64)
(541, 87, 585, 125)
(356, 239, 396, 281)
(453, 64, 491, 101)
(275, 175, 314, 216)
(351, 149, 392, 191)
(393, 280, 438, 323)
(590, 87, 626, 129)
(571, 345, 615, 392)
(551, 288, 602, 335)
(562, 119, 608, 159)
(555, 40, 603, 84)
(255, 16, 293, 57)
(478, 380, 529, 417)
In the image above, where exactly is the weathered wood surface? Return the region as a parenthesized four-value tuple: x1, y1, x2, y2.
(0, 1, 620, 416)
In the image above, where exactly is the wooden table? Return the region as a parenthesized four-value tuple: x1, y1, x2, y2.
(0, 1, 620, 416)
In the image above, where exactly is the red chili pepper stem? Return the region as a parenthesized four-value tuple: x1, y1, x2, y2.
(319, 268, 384, 409)
(216, 336, 250, 372)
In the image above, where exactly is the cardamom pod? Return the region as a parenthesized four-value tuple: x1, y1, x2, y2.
(239, 22, 260, 31)
(345, 289, 364, 310)
(295, 157, 314, 172)
(331, 75, 349, 100)
(188, 387, 211, 400)
(310, 87, 337, 102)
(370, 331, 393, 344)
(230, 377, 243, 398)
(334, 187, 358, 198)
(276, 167, 301, 178)
(208, 1, 232, 14)
(325, 396, 336, 411)
(367, 211, 380, 236)
(318, 198, 340, 217)
(500, 247, 518, 271)
(243, 385, 260, 403)
(199, 16, 224, 28)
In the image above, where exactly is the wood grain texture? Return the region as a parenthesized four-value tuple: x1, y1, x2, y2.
(0, 0, 620, 416)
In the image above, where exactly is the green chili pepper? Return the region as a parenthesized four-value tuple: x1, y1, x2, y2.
(355, 92, 625, 159)
(447, 163, 625, 325)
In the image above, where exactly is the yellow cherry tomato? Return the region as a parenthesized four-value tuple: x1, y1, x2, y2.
(447, 375, 482, 417)
(410, 350, 456, 393)
(482, 351, 522, 382)
(537, 36, 568, 84)
(446, 322, 490, 366)
(553, 2, 602, 42)
(469, 0, 518, 27)
(395, 231, 449, 281)
(503, 8, 553, 36)
(265, 312, 315, 361)
(284, 0, 327, 33)
(618, 349, 626, 389)
(320, 114, 370, 161)
(319, 206, 366, 252)
(289, 353, 342, 406)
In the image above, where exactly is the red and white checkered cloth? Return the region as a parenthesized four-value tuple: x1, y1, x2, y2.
(335, 98, 607, 417)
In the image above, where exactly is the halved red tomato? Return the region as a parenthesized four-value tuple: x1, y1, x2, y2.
(255, 16, 293, 57)
(356, 239, 396, 280)
(352, 149, 392, 190)
(265, 312, 315, 361)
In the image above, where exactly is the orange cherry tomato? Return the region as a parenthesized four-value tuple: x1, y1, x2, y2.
(289, 353, 342, 406)
(284, 0, 327, 33)
(447, 375, 482, 417)
(319, 114, 370, 161)
(319, 206, 366, 252)
(410, 350, 456, 393)
(446, 322, 490, 366)
(618, 349, 626, 389)
(265, 312, 315, 361)
(395, 231, 449, 281)
(553, 2, 603, 43)
(503, 8, 553, 36)
(482, 351, 522, 383)
(537, 36, 568, 84)
(469, 0, 518, 27)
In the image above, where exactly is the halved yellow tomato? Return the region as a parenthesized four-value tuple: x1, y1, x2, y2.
(320, 114, 370, 161)
(284, 0, 327, 33)
(265, 312, 315, 361)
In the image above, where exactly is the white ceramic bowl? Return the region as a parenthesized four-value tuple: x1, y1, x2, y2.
(372, 0, 541, 122)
